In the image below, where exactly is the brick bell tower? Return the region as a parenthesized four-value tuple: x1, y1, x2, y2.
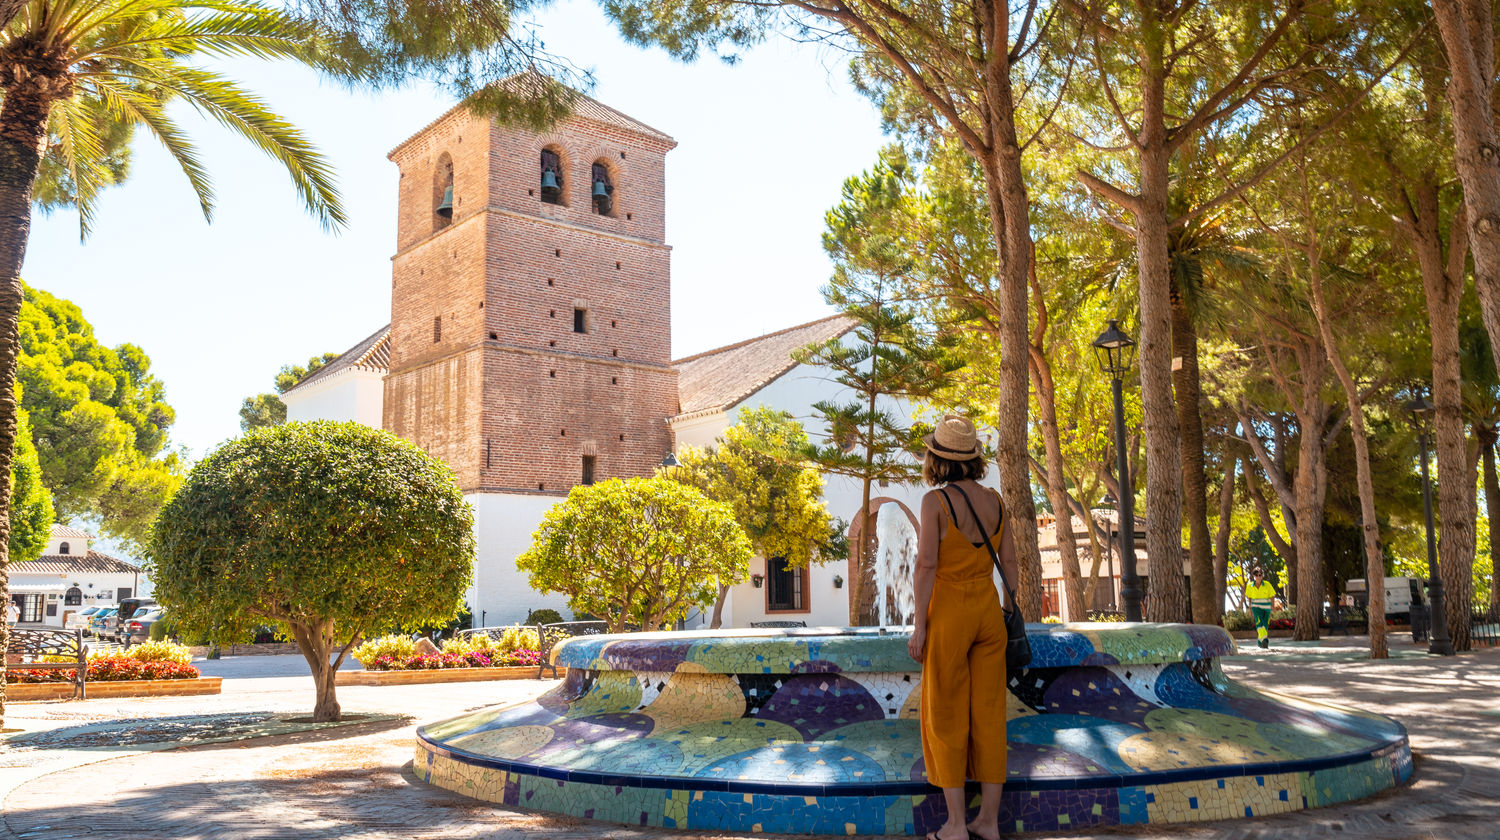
(384, 93, 678, 500)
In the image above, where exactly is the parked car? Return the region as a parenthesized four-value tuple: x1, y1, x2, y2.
(89, 607, 118, 637)
(108, 598, 158, 642)
(116, 597, 157, 623)
(65, 605, 105, 633)
(123, 609, 164, 646)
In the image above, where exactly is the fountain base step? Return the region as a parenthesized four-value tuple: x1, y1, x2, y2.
(414, 625, 1410, 835)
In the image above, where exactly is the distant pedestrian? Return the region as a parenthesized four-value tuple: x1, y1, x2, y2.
(7, 599, 19, 626)
(1246, 567, 1277, 649)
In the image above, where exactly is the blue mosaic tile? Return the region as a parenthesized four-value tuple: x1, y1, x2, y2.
(419, 624, 1410, 835)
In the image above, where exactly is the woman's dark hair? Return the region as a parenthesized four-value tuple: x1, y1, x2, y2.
(923, 450, 987, 486)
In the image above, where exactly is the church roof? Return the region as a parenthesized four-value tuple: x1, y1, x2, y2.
(50, 524, 92, 540)
(12, 551, 139, 576)
(389, 72, 675, 158)
(284, 325, 391, 396)
(672, 315, 857, 421)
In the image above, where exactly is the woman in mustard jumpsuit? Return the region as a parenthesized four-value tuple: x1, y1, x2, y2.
(909, 414, 1016, 840)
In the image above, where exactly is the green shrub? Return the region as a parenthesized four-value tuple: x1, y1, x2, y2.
(1042, 615, 1062, 623)
(525, 609, 564, 626)
(124, 640, 193, 665)
(1085, 610, 1126, 622)
(149, 620, 170, 642)
(350, 634, 417, 667)
(501, 626, 539, 652)
(440, 634, 495, 655)
(441, 626, 540, 655)
(1222, 610, 1254, 631)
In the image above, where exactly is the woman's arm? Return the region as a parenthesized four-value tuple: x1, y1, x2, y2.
(909, 490, 944, 661)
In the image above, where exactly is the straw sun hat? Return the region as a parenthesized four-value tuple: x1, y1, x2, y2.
(923, 414, 982, 461)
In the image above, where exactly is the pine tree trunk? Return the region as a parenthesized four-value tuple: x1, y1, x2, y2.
(1305, 235, 1386, 659)
(976, 148, 1042, 622)
(1483, 431, 1500, 613)
(1411, 183, 1476, 650)
(1135, 53, 1188, 623)
(1431, 1, 1500, 382)
(1212, 455, 1236, 620)
(1275, 417, 1299, 606)
(856, 472, 875, 626)
(1292, 341, 1329, 642)
(0, 73, 56, 728)
(1171, 275, 1213, 624)
(1030, 342, 1086, 620)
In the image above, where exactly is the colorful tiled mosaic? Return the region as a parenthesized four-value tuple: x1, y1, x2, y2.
(415, 624, 1411, 835)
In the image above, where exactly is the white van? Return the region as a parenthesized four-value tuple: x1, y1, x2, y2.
(1347, 577, 1425, 620)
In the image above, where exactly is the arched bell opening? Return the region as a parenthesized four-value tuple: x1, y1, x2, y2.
(433, 153, 455, 231)
(590, 160, 616, 216)
(541, 146, 567, 206)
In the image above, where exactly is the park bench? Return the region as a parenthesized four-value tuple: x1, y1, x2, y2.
(750, 621, 807, 628)
(5, 627, 88, 699)
(535, 621, 611, 679)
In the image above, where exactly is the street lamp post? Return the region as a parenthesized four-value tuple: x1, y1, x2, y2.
(1102, 491, 1119, 611)
(1093, 320, 1142, 622)
(1407, 395, 1455, 656)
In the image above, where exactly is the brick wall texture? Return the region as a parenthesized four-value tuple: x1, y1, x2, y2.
(384, 104, 678, 494)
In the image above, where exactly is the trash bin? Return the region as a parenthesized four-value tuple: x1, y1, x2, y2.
(1409, 603, 1429, 644)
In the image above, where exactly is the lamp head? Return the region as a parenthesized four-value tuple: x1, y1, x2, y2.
(1092, 319, 1136, 376)
(1406, 394, 1435, 427)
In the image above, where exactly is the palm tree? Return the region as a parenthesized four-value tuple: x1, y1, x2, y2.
(0, 0, 346, 722)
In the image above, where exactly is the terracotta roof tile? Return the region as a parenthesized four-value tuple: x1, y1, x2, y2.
(12, 551, 139, 576)
(49, 524, 92, 540)
(284, 325, 391, 395)
(673, 315, 857, 420)
(389, 71, 674, 159)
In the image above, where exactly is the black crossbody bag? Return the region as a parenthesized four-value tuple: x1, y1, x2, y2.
(939, 485, 1033, 672)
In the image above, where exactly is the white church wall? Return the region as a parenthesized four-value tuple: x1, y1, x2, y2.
(467, 492, 570, 628)
(283, 369, 384, 428)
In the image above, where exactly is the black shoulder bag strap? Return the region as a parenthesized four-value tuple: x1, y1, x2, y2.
(945, 484, 1033, 671)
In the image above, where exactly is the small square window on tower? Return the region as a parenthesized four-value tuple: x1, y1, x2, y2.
(573, 307, 588, 334)
(581, 455, 596, 486)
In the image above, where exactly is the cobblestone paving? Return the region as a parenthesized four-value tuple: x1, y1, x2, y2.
(2, 643, 1497, 839)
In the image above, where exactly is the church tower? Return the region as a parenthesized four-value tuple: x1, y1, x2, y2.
(384, 92, 678, 622)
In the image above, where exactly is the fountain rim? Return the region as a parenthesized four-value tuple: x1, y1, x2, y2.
(549, 622, 1238, 672)
(415, 721, 1409, 797)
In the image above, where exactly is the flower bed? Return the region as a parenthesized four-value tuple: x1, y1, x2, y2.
(363, 648, 541, 672)
(9, 656, 200, 684)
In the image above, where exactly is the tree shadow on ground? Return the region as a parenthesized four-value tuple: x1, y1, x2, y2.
(4, 711, 410, 753)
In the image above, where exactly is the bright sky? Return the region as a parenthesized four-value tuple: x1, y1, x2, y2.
(20, 0, 888, 459)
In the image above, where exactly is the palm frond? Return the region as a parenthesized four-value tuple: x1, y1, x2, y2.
(48, 96, 112, 239)
(140, 64, 343, 230)
(74, 3, 321, 65)
(90, 77, 216, 221)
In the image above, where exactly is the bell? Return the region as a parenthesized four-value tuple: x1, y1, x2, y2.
(592, 178, 609, 199)
(436, 185, 453, 218)
(541, 169, 560, 197)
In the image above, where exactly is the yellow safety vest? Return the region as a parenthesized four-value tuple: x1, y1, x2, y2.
(1247, 581, 1277, 610)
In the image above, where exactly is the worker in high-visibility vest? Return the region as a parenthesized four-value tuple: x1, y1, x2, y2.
(1246, 566, 1278, 649)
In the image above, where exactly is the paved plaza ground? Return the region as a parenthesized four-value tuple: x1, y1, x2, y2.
(1, 638, 1497, 840)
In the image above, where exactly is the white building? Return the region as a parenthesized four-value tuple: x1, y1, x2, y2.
(8, 525, 143, 628)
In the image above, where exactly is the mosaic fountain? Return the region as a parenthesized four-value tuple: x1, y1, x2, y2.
(414, 622, 1411, 835)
